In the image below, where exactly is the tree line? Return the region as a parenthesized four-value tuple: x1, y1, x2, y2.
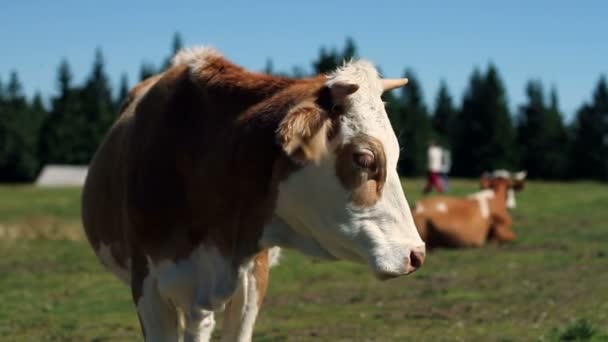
(0, 34, 606, 182)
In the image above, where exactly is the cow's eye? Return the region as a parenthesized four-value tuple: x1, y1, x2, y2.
(353, 149, 376, 171)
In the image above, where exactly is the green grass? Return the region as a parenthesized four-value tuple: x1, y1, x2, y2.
(1, 180, 607, 341)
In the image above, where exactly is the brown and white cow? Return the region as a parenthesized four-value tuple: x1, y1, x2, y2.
(82, 46, 425, 342)
(412, 170, 526, 248)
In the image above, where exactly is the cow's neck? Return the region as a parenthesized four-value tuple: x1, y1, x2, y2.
(488, 184, 509, 212)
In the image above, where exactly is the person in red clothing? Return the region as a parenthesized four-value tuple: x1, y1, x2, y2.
(423, 140, 444, 194)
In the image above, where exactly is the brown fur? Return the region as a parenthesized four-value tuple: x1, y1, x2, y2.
(413, 178, 516, 248)
(277, 101, 332, 164)
(118, 74, 163, 115)
(335, 134, 387, 207)
(252, 249, 270, 306)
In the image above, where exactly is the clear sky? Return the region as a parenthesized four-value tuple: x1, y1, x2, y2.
(1, 0, 606, 120)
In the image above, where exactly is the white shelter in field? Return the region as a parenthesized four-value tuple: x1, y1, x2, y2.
(36, 165, 88, 187)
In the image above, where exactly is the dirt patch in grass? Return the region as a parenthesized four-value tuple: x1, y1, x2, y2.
(0, 216, 84, 242)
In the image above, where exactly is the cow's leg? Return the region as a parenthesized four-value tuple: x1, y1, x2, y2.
(131, 258, 180, 342)
(492, 214, 516, 243)
(183, 309, 216, 342)
(493, 224, 516, 243)
(220, 250, 270, 342)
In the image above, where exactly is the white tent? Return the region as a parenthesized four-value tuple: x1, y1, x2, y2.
(36, 165, 88, 187)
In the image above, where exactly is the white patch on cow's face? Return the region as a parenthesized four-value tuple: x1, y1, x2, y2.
(506, 188, 516, 209)
(97, 243, 131, 284)
(436, 202, 448, 213)
(271, 60, 424, 278)
(415, 203, 425, 213)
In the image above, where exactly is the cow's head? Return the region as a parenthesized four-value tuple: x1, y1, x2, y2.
(264, 61, 425, 279)
(480, 170, 527, 209)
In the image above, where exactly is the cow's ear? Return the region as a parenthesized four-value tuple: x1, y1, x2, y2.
(512, 180, 525, 191)
(329, 82, 359, 103)
(480, 173, 492, 189)
(277, 102, 331, 164)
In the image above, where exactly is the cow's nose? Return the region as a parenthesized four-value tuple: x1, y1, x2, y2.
(406, 246, 426, 274)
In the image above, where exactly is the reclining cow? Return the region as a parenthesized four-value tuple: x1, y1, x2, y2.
(82, 46, 425, 342)
(412, 170, 525, 248)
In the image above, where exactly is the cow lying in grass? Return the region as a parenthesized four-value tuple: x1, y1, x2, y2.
(82, 46, 425, 342)
(413, 170, 526, 248)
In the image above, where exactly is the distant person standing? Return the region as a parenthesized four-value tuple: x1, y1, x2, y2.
(440, 147, 452, 192)
(423, 140, 444, 194)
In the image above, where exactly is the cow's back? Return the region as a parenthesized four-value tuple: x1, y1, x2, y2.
(414, 196, 490, 247)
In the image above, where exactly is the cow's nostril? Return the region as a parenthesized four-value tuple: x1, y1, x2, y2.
(407, 247, 426, 273)
(410, 251, 422, 268)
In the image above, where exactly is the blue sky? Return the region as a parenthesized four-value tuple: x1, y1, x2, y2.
(1, 0, 606, 120)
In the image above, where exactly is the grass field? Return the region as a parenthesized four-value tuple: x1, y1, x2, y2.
(1, 180, 607, 341)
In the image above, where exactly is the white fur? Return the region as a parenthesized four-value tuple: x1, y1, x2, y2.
(492, 169, 511, 179)
(137, 272, 180, 342)
(151, 245, 238, 313)
(184, 314, 215, 342)
(514, 170, 527, 181)
(478, 197, 491, 219)
(468, 189, 495, 201)
(97, 243, 131, 284)
(139, 243, 275, 342)
(436, 202, 448, 213)
(261, 216, 339, 261)
(506, 188, 516, 209)
(220, 261, 260, 342)
(137, 245, 246, 341)
(268, 246, 281, 267)
(468, 190, 493, 219)
(172, 46, 222, 75)
(267, 60, 424, 277)
(415, 203, 425, 213)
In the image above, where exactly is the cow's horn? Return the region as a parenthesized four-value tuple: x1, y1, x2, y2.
(382, 78, 409, 92)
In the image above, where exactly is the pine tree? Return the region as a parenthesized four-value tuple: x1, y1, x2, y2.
(569, 76, 608, 180)
(452, 65, 516, 176)
(517, 81, 568, 179)
(0, 71, 44, 181)
(116, 73, 130, 111)
(39, 60, 88, 164)
(342, 37, 357, 61)
(0, 75, 5, 104)
(82, 48, 115, 161)
(163, 32, 184, 69)
(139, 62, 157, 81)
(312, 38, 359, 74)
(432, 80, 456, 146)
(263, 59, 274, 74)
(452, 68, 481, 176)
(396, 69, 433, 176)
(31, 92, 45, 113)
(313, 47, 339, 74)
